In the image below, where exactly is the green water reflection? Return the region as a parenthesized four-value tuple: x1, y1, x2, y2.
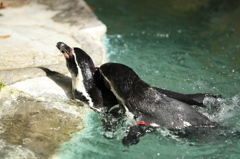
(56, 0, 240, 158)
(95, 0, 240, 98)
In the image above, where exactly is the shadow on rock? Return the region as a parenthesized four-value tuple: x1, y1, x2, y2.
(39, 67, 73, 99)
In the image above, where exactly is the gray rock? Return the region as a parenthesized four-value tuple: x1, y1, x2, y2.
(0, 0, 107, 158)
(0, 139, 37, 159)
(0, 0, 106, 71)
(0, 63, 68, 85)
(0, 92, 89, 159)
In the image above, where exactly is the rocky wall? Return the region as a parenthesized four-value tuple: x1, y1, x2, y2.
(0, 0, 107, 158)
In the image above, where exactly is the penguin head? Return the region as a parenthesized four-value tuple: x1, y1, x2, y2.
(56, 42, 78, 77)
(99, 63, 140, 99)
(56, 42, 103, 111)
(56, 42, 72, 58)
(56, 42, 95, 79)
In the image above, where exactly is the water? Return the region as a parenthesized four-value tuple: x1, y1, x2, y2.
(56, 0, 240, 158)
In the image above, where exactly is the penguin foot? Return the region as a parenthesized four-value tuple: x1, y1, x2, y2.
(122, 125, 156, 147)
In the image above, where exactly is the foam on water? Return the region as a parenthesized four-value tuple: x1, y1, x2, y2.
(203, 94, 240, 127)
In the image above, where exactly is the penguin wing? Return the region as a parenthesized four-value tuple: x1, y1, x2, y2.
(131, 88, 210, 130)
(154, 87, 220, 108)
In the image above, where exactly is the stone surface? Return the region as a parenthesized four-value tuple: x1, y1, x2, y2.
(11, 76, 71, 101)
(0, 91, 89, 159)
(0, 0, 107, 158)
(0, 0, 106, 71)
(0, 140, 37, 159)
(0, 63, 68, 85)
(0, 72, 91, 158)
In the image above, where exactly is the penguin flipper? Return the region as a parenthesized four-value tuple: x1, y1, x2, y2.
(153, 87, 220, 108)
(122, 125, 155, 146)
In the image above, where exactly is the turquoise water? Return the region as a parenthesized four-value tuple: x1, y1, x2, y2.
(56, 1, 240, 158)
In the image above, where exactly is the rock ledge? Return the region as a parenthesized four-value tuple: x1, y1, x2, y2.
(0, 0, 106, 158)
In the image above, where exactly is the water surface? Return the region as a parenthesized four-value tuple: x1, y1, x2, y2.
(56, 1, 240, 158)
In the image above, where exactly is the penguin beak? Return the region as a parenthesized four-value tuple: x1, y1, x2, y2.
(56, 42, 72, 59)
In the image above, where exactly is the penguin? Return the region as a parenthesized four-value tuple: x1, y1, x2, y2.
(56, 42, 103, 112)
(94, 67, 218, 109)
(94, 67, 118, 109)
(98, 62, 213, 130)
(56, 42, 216, 113)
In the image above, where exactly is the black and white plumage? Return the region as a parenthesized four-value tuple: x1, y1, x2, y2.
(99, 62, 212, 130)
(55, 42, 223, 146)
(56, 42, 103, 112)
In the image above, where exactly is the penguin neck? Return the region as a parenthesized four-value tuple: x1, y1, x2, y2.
(71, 48, 86, 93)
(70, 49, 95, 111)
(102, 74, 135, 121)
(71, 75, 84, 93)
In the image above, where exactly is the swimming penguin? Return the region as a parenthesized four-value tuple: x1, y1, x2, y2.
(56, 42, 103, 112)
(94, 66, 218, 109)
(99, 62, 213, 130)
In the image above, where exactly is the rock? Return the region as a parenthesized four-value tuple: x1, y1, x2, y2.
(0, 63, 68, 85)
(0, 69, 91, 158)
(0, 139, 37, 159)
(0, 0, 106, 71)
(0, 0, 107, 158)
(11, 76, 71, 101)
(0, 71, 91, 159)
(0, 92, 89, 159)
